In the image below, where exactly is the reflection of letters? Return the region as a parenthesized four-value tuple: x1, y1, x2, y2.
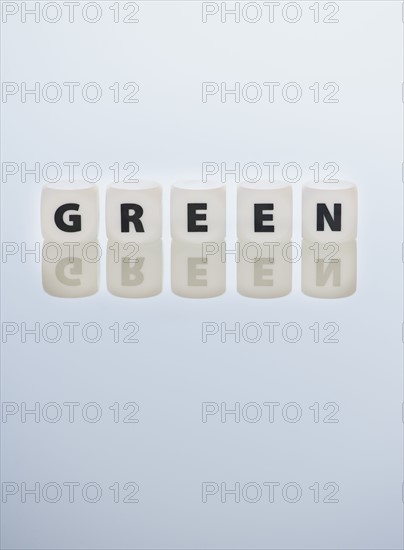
(188, 258, 207, 286)
(237, 241, 291, 298)
(55, 258, 82, 286)
(171, 240, 225, 298)
(42, 238, 357, 299)
(107, 240, 162, 298)
(316, 260, 341, 287)
(122, 258, 145, 286)
(302, 240, 356, 298)
(254, 260, 273, 287)
(42, 241, 99, 297)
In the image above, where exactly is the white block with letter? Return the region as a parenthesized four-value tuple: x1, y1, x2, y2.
(237, 180, 292, 242)
(106, 180, 162, 243)
(171, 181, 226, 243)
(302, 180, 357, 242)
(41, 181, 99, 241)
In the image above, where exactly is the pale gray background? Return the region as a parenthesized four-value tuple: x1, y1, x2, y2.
(1, 1, 403, 549)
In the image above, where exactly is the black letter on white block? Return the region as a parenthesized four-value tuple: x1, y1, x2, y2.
(121, 204, 144, 233)
(188, 203, 208, 232)
(54, 203, 81, 232)
(254, 204, 274, 232)
(316, 203, 341, 231)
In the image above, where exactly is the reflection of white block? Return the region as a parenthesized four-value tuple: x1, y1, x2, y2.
(106, 240, 162, 298)
(106, 180, 162, 243)
(302, 181, 357, 242)
(171, 240, 225, 298)
(41, 181, 98, 241)
(301, 240, 357, 298)
(237, 181, 292, 242)
(171, 181, 226, 243)
(42, 241, 99, 297)
(237, 241, 292, 298)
